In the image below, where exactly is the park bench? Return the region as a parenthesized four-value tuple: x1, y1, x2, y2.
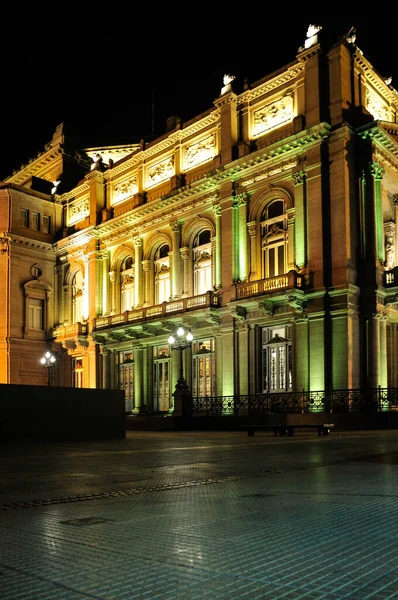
(243, 424, 334, 437)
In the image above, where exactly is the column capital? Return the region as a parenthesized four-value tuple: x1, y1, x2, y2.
(370, 161, 384, 180)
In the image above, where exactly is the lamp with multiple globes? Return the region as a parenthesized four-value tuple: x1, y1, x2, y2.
(168, 326, 193, 392)
(40, 351, 56, 386)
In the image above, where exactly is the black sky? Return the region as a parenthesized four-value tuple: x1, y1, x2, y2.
(1, 19, 397, 182)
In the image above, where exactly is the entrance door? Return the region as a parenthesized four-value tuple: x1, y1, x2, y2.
(153, 359, 170, 412)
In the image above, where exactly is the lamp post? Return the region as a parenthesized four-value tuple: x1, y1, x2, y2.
(168, 326, 193, 416)
(40, 351, 56, 386)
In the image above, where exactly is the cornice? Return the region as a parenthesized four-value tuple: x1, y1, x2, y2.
(61, 179, 91, 202)
(55, 226, 98, 254)
(106, 110, 221, 180)
(5, 147, 64, 186)
(357, 122, 398, 165)
(9, 234, 55, 254)
(353, 48, 398, 107)
(238, 62, 305, 106)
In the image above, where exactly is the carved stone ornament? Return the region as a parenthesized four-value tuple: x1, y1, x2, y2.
(231, 305, 246, 321)
(183, 134, 216, 171)
(365, 89, 391, 122)
(146, 156, 175, 189)
(113, 176, 138, 205)
(68, 198, 90, 226)
(0, 234, 11, 255)
(252, 93, 294, 138)
(258, 301, 273, 317)
(286, 293, 306, 312)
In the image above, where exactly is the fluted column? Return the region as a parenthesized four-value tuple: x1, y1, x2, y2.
(101, 250, 110, 315)
(213, 204, 222, 289)
(232, 197, 239, 282)
(134, 236, 143, 307)
(247, 222, 258, 281)
(370, 161, 385, 264)
(109, 271, 116, 315)
(287, 213, 295, 270)
(293, 169, 307, 268)
(142, 260, 151, 306)
(133, 343, 145, 414)
(237, 194, 248, 282)
(171, 221, 182, 298)
(180, 247, 190, 297)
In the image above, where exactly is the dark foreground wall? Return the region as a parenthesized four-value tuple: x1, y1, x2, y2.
(0, 384, 126, 441)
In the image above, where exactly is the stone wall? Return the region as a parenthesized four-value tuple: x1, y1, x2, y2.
(0, 384, 126, 440)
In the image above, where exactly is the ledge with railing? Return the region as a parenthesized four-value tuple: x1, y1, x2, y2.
(192, 388, 398, 416)
(94, 290, 219, 331)
(235, 270, 303, 300)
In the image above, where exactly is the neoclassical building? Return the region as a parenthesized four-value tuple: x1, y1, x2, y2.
(1, 24, 398, 414)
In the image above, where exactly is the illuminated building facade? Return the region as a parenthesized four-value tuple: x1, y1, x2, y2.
(1, 25, 398, 414)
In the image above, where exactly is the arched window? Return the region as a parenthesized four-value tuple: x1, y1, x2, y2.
(120, 255, 134, 312)
(193, 229, 212, 295)
(155, 244, 170, 304)
(261, 200, 287, 279)
(72, 270, 84, 324)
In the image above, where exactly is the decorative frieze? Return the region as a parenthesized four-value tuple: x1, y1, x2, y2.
(146, 156, 175, 189)
(183, 133, 216, 171)
(252, 93, 294, 138)
(68, 198, 89, 226)
(113, 176, 138, 205)
(365, 89, 391, 122)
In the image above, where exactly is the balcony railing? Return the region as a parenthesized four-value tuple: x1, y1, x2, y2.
(236, 270, 302, 300)
(192, 388, 398, 416)
(94, 291, 219, 331)
(53, 322, 88, 339)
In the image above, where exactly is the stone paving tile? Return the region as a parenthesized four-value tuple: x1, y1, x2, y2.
(2, 431, 398, 598)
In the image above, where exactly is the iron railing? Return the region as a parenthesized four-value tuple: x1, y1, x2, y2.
(191, 388, 398, 416)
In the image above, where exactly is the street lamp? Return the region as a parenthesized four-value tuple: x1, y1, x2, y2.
(168, 326, 193, 390)
(40, 351, 56, 386)
(168, 326, 193, 416)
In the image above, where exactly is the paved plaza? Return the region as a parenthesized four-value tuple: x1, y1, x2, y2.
(1, 428, 398, 599)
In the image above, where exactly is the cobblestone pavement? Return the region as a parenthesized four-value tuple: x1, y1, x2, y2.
(1, 429, 398, 599)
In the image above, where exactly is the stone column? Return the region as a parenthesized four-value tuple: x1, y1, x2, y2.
(63, 285, 70, 324)
(293, 314, 309, 392)
(232, 197, 239, 282)
(180, 247, 190, 297)
(109, 271, 116, 315)
(101, 347, 112, 389)
(142, 260, 151, 306)
(236, 322, 249, 395)
(287, 213, 295, 271)
(171, 221, 182, 298)
(101, 250, 110, 315)
(133, 343, 145, 414)
(237, 194, 248, 282)
(293, 169, 307, 268)
(134, 236, 143, 307)
(378, 310, 388, 389)
(247, 222, 258, 281)
(370, 161, 385, 264)
(213, 203, 222, 289)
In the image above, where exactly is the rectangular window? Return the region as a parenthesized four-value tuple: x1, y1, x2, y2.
(29, 298, 43, 329)
(21, 209, 29, 228)
(32, 212, 40, 231)
(42, 215, 51, 233)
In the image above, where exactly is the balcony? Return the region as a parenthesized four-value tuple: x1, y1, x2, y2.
(235, 270, 303, 301)
(94, 290, 219, 331)
(53, 322, 88, 349)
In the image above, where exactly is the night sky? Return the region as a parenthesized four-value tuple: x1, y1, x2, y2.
(1, 19, 397, 182)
